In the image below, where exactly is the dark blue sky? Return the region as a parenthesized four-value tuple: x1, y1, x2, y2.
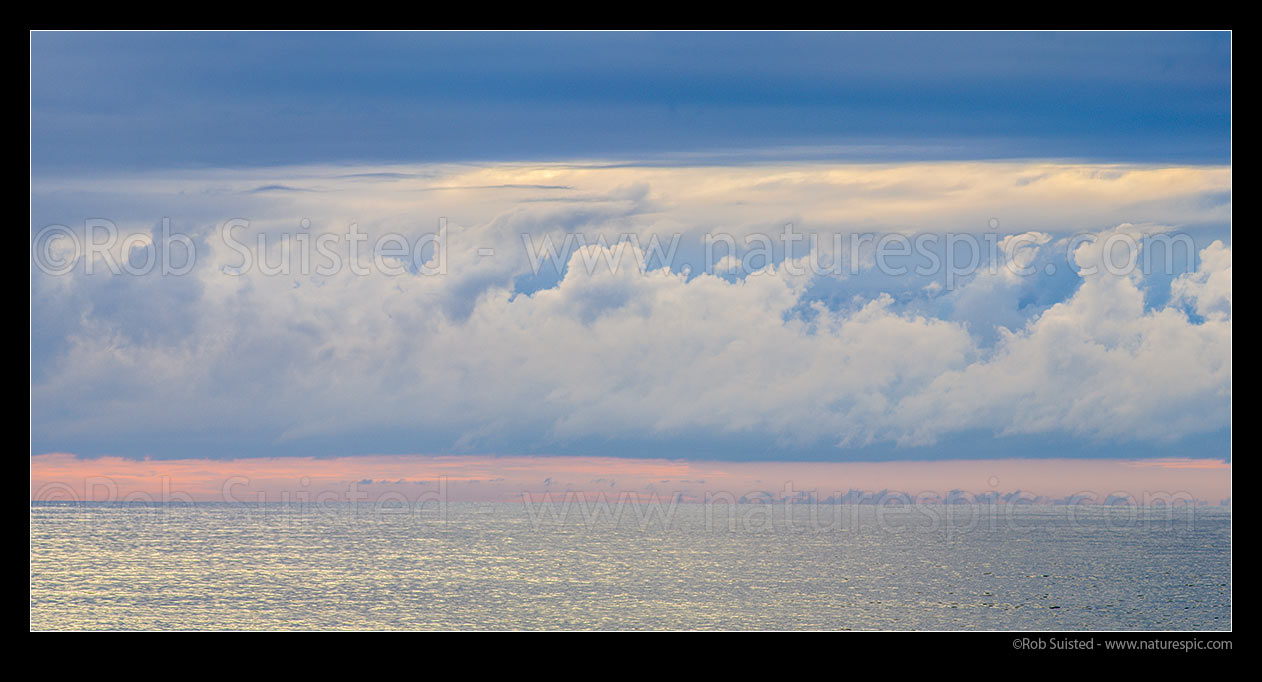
(31, 31, 1231, 171)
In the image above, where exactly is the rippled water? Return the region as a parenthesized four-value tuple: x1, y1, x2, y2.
(30, 502, 1230, 630)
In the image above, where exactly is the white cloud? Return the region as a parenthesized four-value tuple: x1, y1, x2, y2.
(891, 234, 1232, 444)
(29, 162, 1232, 455)
(1172, 239, 1232, 321)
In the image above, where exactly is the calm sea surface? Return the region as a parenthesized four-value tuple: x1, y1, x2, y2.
(30, 502, 1231, 630)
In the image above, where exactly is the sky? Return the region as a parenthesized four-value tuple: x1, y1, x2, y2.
(31, 32, 1230, 170)
(30, 32, 1231, 500)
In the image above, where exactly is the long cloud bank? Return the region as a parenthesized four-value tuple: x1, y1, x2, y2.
(30, 162, 1231, 459)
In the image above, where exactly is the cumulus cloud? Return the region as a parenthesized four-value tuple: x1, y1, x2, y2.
(891, 234, 1231, 445)
(1172, 239, 1232, 321)
(29, 162, 1232, 458)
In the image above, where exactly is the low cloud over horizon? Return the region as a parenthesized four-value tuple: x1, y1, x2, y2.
(31, 161, 1231, 461)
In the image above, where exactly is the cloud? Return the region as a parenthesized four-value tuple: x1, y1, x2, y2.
(1172, 239, 1232, 321)
(29, 162, 1231, 459)
(890, 233, 1231, 445)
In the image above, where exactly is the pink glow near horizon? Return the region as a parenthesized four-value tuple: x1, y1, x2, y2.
(30, 453, 1231, 503)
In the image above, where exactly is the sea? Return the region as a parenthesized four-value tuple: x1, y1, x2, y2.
(30, 502, 1231, 630)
